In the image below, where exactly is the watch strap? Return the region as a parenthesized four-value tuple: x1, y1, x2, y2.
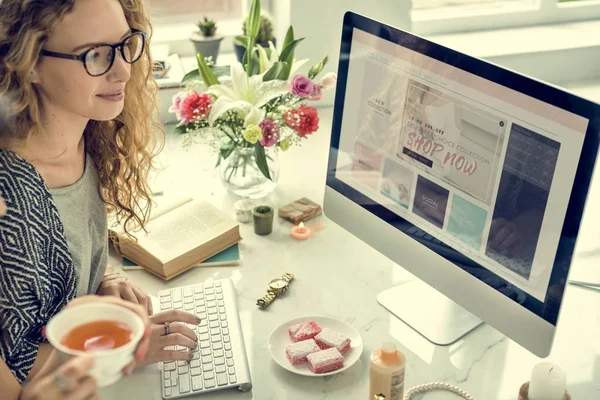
(257, 291, 277, 309)
(282, 272, 294, 283)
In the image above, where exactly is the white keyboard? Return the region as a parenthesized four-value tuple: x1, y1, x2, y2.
(158, 278, 252, 398)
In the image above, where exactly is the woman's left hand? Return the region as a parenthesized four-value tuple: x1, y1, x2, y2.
(96, 278, 153, 315)
(0, 195, 6, 216)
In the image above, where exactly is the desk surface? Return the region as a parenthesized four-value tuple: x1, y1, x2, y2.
(99, 107, 600, 400)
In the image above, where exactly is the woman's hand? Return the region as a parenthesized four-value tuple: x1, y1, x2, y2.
(96, 278, 153, 315)
(21, 356, 98, 400)
(137, 310, 201, 366)
(0, 195, 6, 216)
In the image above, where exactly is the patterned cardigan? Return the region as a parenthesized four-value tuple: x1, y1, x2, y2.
(0, 149, 76, 382)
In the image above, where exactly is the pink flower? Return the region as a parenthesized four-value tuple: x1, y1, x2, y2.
(169, 91, 188, 123)
(259, 119, 280, 147)
(290, 75, 314, 98)
(181, 92, 212, 123)
(308, 84, 322, 101)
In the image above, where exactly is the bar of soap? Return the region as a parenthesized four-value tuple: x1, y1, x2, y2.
(288, 320, 322, 342)
(307, 347, 344, 373)
(285, 339, 320, 365)
(278, 197, 323, 224)
(314, 328, 351, 353)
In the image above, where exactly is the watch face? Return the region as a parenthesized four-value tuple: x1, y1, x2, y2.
(269, 279, 287, 290)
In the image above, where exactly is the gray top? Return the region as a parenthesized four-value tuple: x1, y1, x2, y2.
(49, 155, 107, 296)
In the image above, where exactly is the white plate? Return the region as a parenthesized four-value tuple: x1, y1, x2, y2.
(268, 316, 364, 377)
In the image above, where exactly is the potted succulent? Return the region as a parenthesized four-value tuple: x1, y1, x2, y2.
(190, 17, 224, 63)
(234, 12, 276, 63)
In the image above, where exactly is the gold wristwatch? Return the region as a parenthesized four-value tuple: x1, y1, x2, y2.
(256, 273, 294, 309)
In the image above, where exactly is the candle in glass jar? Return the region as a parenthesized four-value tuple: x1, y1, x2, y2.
(528, 362, 566, 400)
(290, 221, 312, 240)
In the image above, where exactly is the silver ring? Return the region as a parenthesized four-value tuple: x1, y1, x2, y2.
(53, 370, 71, 392)
(164, 322, 170, 336)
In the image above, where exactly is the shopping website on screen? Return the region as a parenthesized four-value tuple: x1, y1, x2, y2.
(335, 28, 589, 301)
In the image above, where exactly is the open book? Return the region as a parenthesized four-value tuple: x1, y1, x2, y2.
(109, 197, 241, 280)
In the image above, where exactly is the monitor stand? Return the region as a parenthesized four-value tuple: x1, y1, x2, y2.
(377, 280, 484, 346)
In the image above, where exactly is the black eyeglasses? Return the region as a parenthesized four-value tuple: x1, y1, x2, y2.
(40, 30, 146, 77)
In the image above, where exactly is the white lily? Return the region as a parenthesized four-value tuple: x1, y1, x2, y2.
(256, 41, 279, 73)
(206, 62, 288, 126)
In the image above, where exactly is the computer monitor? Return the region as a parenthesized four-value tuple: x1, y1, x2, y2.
(323, 11, 600, 357)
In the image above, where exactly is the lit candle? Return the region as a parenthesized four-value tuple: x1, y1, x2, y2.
(528, 362, 566, 400)
(290, 221, 312, 240)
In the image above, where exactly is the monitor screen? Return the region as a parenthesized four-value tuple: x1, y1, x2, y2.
(327, 16, 600, 326)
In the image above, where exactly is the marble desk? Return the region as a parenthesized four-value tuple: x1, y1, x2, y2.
(99, 107, 600, 400)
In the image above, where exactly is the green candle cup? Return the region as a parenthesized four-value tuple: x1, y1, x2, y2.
(253, 205, 274, 235)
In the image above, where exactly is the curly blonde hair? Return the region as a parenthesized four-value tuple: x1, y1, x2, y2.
(0, 0, 162, 234)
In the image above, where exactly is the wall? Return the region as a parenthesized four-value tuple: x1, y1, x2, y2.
(272, 0, 412, 107)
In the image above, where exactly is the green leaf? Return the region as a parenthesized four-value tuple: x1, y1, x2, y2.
(308, 55, 328, 79)
(234, 35, 249, 48)
(220, 143, 235, 160)
(248, 48, 261, 76)
(246, 0, 261, 40)
(215, 153, 222, 168)
(182, 69, 200, 83)
(244, 44, 259, 76)
(174, 124, 188, 135)
(182, 65, 228, 84)
(278, 38, 304, 64)
(211, 65, 231, 78)
(278, 37, 304, 80)
(196, 52, 220, 87)
(244, 38, 255, 73)
(262, 61, 286, 82)
(254, 143, 272, 181)
(283, 26, 294, 50)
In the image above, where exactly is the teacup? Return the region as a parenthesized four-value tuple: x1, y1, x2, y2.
(46, 303, 144, 387)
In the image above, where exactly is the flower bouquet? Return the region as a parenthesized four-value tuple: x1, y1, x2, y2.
(169, 0, 336, 198)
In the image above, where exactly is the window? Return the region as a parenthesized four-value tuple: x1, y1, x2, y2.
(412, 0, 600, 35)
(145, 0, 244, 23)
(413, 0, 528, 10)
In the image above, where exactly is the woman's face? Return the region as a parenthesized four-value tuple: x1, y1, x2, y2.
(35, 0, 132, 122)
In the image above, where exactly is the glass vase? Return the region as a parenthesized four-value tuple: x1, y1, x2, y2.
(218, 147, 279, 199)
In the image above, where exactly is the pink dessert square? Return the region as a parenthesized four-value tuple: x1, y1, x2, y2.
(307, 347, 344, 374)
(314, 328, 351, 353)
(285, 339, 320, 365)
(288, 320, 322, 342)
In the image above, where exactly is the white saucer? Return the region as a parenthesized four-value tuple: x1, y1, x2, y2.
(268, 316, 364, 377)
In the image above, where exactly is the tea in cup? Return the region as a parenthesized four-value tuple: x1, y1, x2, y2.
(61, 320, 134, 351)
(46, 303, 144, 387)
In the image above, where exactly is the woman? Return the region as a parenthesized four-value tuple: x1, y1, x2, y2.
(13, 295, 151, 400)
(0, 0, 199, 391)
